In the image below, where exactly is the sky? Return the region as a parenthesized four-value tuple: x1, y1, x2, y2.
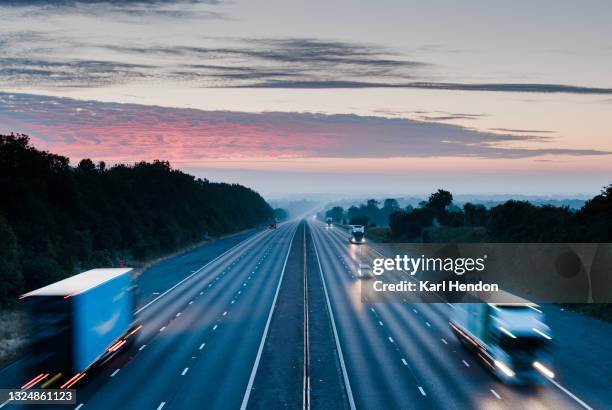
(0, 0, 611, 197)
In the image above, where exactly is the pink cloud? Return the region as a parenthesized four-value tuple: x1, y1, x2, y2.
(0, 92, 608, 167)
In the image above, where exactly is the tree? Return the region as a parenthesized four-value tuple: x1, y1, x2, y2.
(325, 206, 344, 223)
(0, 133, 275, 305)
(0, 216, 22, 306)
(349, 215, 369, 226)
(273, 208, 289, 221)
(427, 189, 453, 216)
(382, 198, 399, 211)
(463, 203, 488, 226)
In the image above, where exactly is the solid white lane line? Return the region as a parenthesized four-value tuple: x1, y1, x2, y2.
(490, 389, 501, 400)
(240, 225, 298, 410)
(462, 360, 470, 367)
(139, 344, 147, 351)
(418, 386, 427, 396)
(136, 229, 268, 314)
(181, 368, 189, 376)
(311, 224, 356, 410)
(157, 402, 166, 410)
(199, 343, 205, 350)
(110, 369, 120, 377)
(549, 379, 594, 410)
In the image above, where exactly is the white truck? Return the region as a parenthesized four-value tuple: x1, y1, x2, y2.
(450, 301, 554, 384)
(348, 225, 365, 244)
(325, 217, 333, 228)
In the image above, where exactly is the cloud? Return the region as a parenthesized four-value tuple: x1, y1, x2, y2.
(1, 0, 221, 6)
(0, 57, 154, 87)
(238, 80, 612, 94)
(490, 128, 555, 134)
(0, 0, 225, 19)
(0, 92, 608, 165)
(2, 29, 611, 95)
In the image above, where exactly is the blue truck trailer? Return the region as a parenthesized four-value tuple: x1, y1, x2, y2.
(20, 268, 140, 389)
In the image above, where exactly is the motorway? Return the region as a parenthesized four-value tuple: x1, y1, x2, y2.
(1, 219, 611, 409)
(309, 220, 609, 410)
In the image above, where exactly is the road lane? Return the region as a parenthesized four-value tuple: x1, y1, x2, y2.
(310, 221, 590, 409)
(78, 222, 298, 410)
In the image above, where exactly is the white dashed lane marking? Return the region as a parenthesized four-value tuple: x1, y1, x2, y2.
(490, 389, 501, 400)
(110, 369, 120, 377)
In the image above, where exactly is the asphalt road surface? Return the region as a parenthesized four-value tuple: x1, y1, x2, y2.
(1, 219, 611, 410)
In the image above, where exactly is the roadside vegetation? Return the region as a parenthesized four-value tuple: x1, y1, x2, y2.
(0, 133, 274, 307)
(323, 186, 612, 322)
(323, 187, 612, 243)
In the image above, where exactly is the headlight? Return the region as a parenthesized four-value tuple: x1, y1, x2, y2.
(533, 361, 555, 379)
(494, 360, 515, 378)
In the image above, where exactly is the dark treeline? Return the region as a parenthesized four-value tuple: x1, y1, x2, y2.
(326, 198, 401, 227)
(324, 187, 612, 243)
(0, 134, 273, 306)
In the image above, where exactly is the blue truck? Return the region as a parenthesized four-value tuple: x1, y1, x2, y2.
(20, 268, 140, 389)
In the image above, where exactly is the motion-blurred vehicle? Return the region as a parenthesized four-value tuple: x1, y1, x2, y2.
(325, 217, 333, 228)
(357, 263, 372, 279)
(450, 302, 553, 384)
(348, 225, 365, 244)
(20, 268, 140, 389)
(268, 222, 277, 229)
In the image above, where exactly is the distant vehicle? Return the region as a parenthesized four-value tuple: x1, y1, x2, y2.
(349, 225, 365, 244)
(450, 301, 553, 384)
(269, 222, 277, 229)
(357, 263, 372, 279)
(20, 268, 140, 388)
(325, 217, 333, 228)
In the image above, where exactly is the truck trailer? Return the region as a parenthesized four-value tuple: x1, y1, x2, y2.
(20, 268, 140, 389)
(450, 301, 554, 384)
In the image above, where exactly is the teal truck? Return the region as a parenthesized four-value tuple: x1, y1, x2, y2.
(450, 302, 554, 384)
(20, 268, 141, 389)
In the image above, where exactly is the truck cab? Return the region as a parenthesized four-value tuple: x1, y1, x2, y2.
(450, 302, 553, 384)
(349, 225, 365, 244)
